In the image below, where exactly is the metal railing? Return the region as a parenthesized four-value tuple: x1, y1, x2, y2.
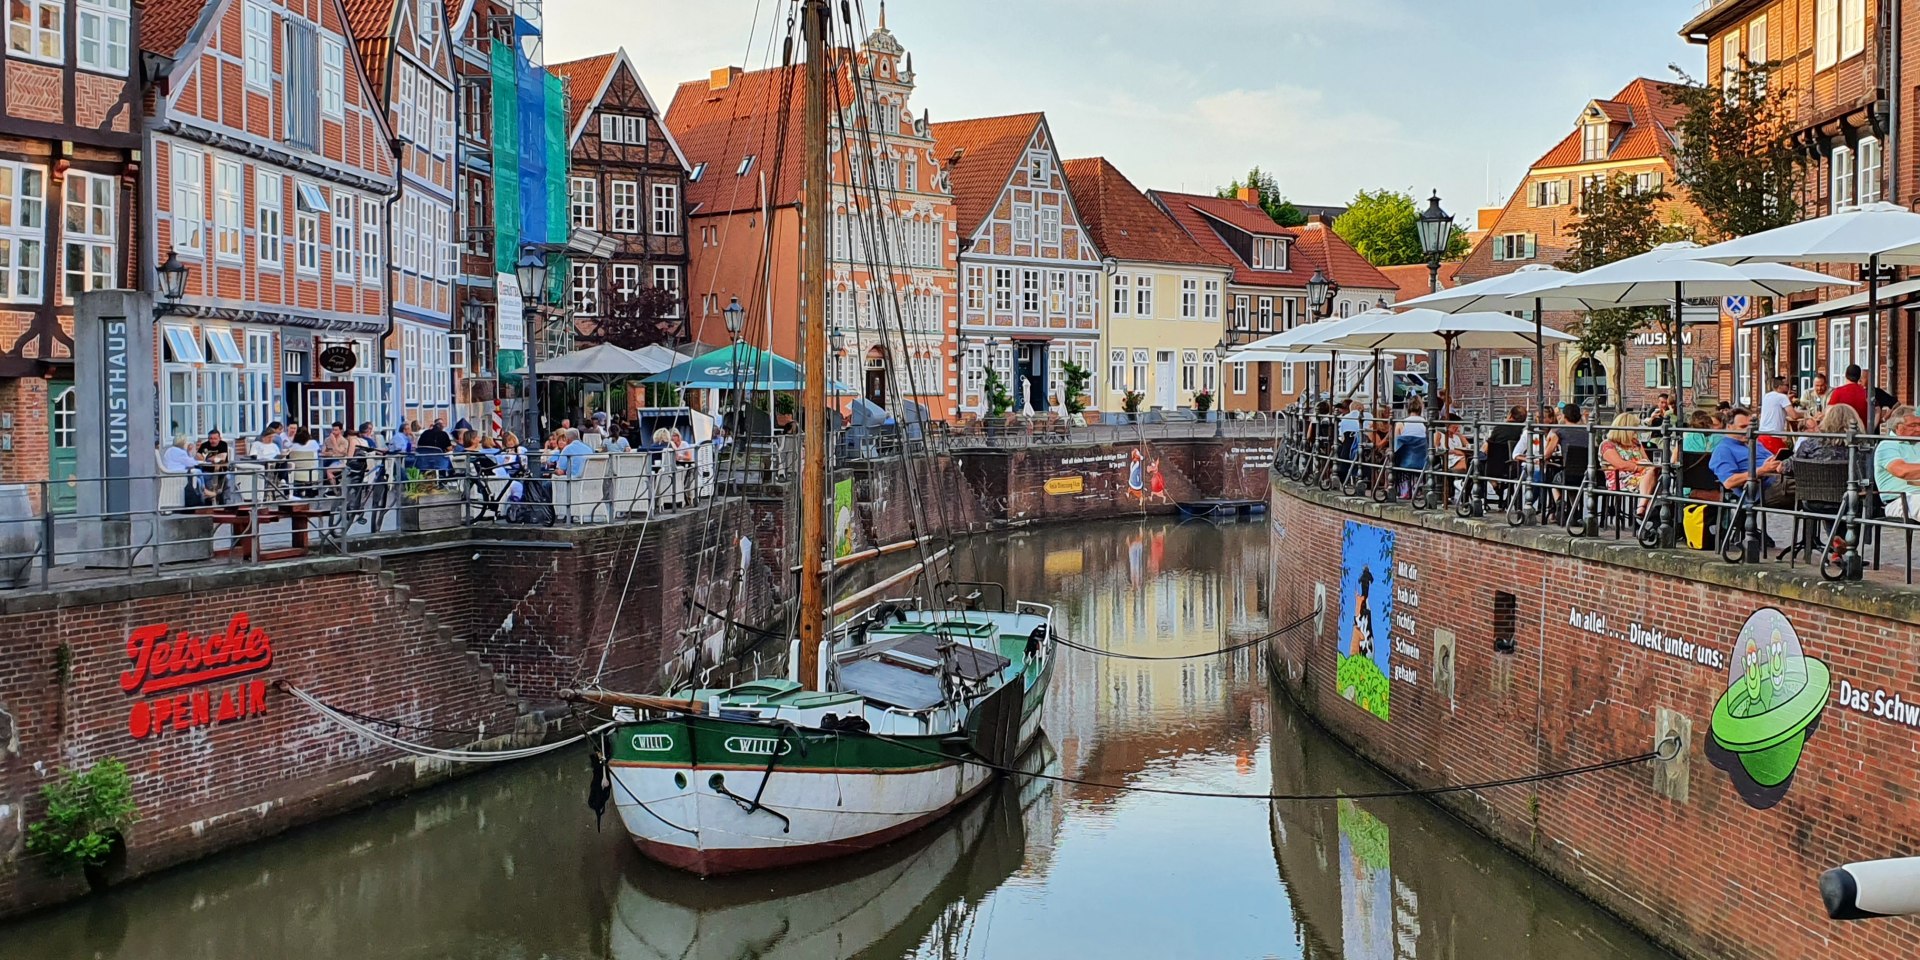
(1271, 409, 1920, 585)
(0, 440, 747, 591)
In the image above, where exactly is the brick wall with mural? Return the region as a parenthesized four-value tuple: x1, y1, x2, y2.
(1268, 477, 1920, 960)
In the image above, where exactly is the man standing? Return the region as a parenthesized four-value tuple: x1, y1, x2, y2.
(1829, 364, 1868, 423)
(1756, 378, 1795, 455)
(1875, 406, 1920, 519)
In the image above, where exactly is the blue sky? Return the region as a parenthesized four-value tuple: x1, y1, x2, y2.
(546, 0, 1701, 218)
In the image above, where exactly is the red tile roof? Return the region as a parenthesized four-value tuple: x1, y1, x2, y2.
(1290, 220, 1396, 293)
(1376, 262, 1463, 302)
(1533, 78, 1686, 169)
(339, 0, 396, 92)
(140, 0, 214, 56)
(1151, 190, 1393, 292)
(549, 53, 618, 134)
(1061, 157, 1219, 268)
(666, 61, 842, 216)
(928, 112, 1043, 239)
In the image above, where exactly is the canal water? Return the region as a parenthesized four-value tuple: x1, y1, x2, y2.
(0, 519, 1675, 960)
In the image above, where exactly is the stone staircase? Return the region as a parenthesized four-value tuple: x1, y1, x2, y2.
(370, 567, 553, 736)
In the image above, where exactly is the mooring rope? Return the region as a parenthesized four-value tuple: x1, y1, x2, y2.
(281, 684, 607, 764)
(1050, 611, 1316, 661)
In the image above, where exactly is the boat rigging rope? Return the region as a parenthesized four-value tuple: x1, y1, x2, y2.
(1051, 611, 1315, 661)
(281, 684, 609, 764)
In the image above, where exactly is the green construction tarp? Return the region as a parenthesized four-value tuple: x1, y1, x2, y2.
(490, 42, 519, 276)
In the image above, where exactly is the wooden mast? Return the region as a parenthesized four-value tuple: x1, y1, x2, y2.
(796, 0, 830, 690)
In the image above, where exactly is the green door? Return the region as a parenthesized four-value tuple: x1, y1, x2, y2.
(48, 380, 77, 513)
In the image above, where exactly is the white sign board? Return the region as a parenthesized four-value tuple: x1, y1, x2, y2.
(496, 273, 525, 350)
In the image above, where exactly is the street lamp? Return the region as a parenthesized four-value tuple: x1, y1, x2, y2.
(515, 249, 551, 443)
(152, 250, 189, 322)
(723, 296, 745, 342)
(1305, 269, 1335, 402)
(1415, 191, 1453, 392)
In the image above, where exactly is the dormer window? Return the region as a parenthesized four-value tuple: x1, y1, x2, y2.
(1582, 120, 1609, 162)
(1252, 236, 1286, 271)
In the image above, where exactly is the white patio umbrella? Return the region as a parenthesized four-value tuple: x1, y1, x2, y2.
(1681, 202, 1920, 415)
(1223, 351, 1334, 364)
(536, 343, 669, 377)
(1305, 309, 1576, 414)
(1508, 242, 1851, 410)
(1399, 265, 1574, 415)
(1231, 309, 1407, 404)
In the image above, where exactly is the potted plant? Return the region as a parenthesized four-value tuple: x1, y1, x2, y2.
(1061, 361, 1091, 427)
(398, 467, 463, 531)
(1121, 389, 1146, 423)
(1193, 389, 1214, 418)
(27, 758, 138, 892)
(983, 368, 1015, 420)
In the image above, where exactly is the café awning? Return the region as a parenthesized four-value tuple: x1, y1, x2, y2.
(1744, 278, 1920, 327)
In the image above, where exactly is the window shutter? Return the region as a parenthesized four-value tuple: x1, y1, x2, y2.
(1682, 358, 1695, 387)
(1645, 359, 1659, 386)
(283, 21, 317, 149)
(1651, 171, 1665, 192)
(1520, 357, 1533, 385)
(1524, 234, 1537, 259)
(1492, 240, 1505, 262)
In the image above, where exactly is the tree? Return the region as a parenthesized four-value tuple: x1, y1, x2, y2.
(1332, 189, 1470, 267)
(1060, 361, 1091, 415)
(1667, 61, 1804, 241)
(576, 284, 684, 351)
(1558, 173, 1695, 397)
(1218, 166, 1305, 227)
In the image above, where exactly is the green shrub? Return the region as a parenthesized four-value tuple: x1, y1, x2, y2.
(26, 759, 137, 872)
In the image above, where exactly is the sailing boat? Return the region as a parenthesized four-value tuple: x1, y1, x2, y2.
(572, 0, 1056, 876)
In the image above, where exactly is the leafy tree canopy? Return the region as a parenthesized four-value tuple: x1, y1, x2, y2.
(1667, 61, 1804, 241)
(1218, 166, 1305, 227)
(576, 284, 685, 352)
(1332, 189, 1470, 267)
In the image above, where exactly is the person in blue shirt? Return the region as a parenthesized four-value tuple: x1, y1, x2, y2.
(1710, 408, 1790, 506)
(552, 428, 597, 478)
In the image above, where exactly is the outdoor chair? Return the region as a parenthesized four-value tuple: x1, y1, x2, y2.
(286, 448, 323, 499)
(696, 444, 717, 501)
(1784, 458, 1850, 565)
(609, 453, 649, 517)
(154, 448, 192, 512)
(557, 455, 611, 523)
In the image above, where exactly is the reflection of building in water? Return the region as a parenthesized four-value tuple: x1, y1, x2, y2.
(1266, 691, 1672, 960)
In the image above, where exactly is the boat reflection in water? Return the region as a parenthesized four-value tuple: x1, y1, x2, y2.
(609, 738, 1059, 960)
(1265, 695, 1675, 960)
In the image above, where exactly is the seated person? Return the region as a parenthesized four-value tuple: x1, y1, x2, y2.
(195, 429, 232, 501)
(1710, 408, 1790, 507)
(1875, 405, 1920, 520)
(551, 428, 596, 478)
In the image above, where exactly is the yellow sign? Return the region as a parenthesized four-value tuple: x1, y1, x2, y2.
(1044, 476, 1084, 496)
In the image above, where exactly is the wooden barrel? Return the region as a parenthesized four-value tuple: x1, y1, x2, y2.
(0, 483, 40, 587)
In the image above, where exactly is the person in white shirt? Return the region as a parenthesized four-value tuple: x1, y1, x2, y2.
(1756, 377, 1798, 457)
(248, 429, 281, 461)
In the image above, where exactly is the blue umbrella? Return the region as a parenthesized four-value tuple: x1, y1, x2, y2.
(642, 344, 809, 389)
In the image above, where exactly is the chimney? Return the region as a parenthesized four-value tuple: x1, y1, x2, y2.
(1236, 185, 1260, 205)
(1306, 213, 1329, 226)
(709, 66, 742, 91)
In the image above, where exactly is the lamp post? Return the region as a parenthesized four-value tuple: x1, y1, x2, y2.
(515, 249, 550, 444)
(1305, 269, 1332, 403)
(153, 251, 188, 320)
(723, 296, 745, 343)
(1415, 191, 1453, 392)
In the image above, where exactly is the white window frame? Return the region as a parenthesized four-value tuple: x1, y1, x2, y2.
(609, 179, 638, 234)
(1257, 297, 1273, 333)
(239, 329, 274, 436)
(1021, 269, 1041, 316)
(1179, 277, 1198, 320)
(331, 192, 355, 280)
(1202, 350, 1217, 393)
(1108, 349, 1125, 397)
(255, 171, 282, 267)
(1232, 363, 1247, 394)
(1832, 145, 1856, 210)
(1203, 279, 1221, 321)
(169, 147, 203, 257)
(361, 199, 381, 281)
(1040, 207, 1061, 246)
(320, 36, 344, 117)
(610, 263, 641, 299)
(1859, 137, 1883, 204)
(63, 171, 116, 299)
(213, 159, 244, 262)
(1841, 0, 1865, 60)
(651, 182, 679, 236)
(1181, 349, 1198, 391)
(1110, 273, 1130, 317)
(1132, 349, 1149, 392)
(653, 265, 681, 317)
(1134, 274, 1153, 316)
(244, 1, 272, 89)
(295, 182, 322, 275)
(1829, 317, 1852, 382)
(572, 261, 600, 316)
(1012, 203, 1033, 244)
(1816, 0, 1839, 70)
(964, 265, 985, 313)
(76, 0, 129, 75)
(992, 267, 1013, 314)
(1582, 121, 1609, 162)
(570, 176, 597, 230)
(0, 162, 46, 303)
(8, 0, 63, 63)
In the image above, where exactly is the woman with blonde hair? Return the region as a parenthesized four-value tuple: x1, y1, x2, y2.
(1794, 402, 1872, 482)
(1599, 411, 1656, 504)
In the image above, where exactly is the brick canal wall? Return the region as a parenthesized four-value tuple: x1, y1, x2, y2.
(0, 435, 1272, 919)
(1267, 475, 1920, 960)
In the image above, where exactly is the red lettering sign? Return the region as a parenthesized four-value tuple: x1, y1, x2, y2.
(123, 614, 274, 740)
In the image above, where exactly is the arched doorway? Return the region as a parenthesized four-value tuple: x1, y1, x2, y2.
(864, 345, 889, 410)
(1571, 356, 1608, 410)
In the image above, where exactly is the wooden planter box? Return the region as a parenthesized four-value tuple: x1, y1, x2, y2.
(399, 492, 463, 532)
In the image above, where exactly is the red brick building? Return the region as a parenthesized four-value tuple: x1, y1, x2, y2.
(140, 0, 397, 442)
(0, 0, 142, 503)
(1456, 78, 1706, 413)
(550, 49, 691, 342)
(1684, 0, 1920, 406)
